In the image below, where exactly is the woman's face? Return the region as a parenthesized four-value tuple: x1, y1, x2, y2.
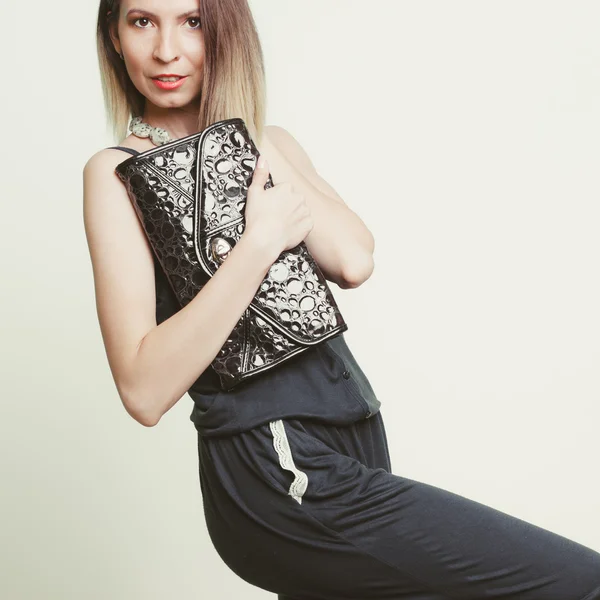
(112, 0, 205, 110)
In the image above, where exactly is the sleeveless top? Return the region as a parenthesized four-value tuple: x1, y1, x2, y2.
(109, 146, 382, 437)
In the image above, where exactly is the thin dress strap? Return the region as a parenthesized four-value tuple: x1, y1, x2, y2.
(107, 146, 140, 156)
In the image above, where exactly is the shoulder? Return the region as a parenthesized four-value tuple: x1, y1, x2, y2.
(83, 145, 128, 173)
(83, 148, 120, 173)
(263, 125, 317, 174)
(82, 134, 148, 174)
(262, 124, 348, 206)
(82, 137, 143, 185)
(82, 146, 137, 222)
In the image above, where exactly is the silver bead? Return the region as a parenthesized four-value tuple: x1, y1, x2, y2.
(150, 127, 171, 145)
(128, 116, 172, 146)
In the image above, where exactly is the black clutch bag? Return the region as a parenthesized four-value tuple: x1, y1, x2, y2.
(115, 118, 348, 390)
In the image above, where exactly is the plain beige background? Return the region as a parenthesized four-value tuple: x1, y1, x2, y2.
(1, 1, 599, 598)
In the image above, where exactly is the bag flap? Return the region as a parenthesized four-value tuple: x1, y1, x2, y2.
(193, 119, 346, 346)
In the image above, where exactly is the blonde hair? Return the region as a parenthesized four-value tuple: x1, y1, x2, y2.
(96, 0, 267, 144)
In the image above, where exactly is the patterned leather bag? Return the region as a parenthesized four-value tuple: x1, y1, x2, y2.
(115, 118, 348, 390)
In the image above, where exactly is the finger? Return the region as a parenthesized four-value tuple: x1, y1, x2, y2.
(251, 155, 270, 186)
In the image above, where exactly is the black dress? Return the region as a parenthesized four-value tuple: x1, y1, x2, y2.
(111, 145, 600, 600)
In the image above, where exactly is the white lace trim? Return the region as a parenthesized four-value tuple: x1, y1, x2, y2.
(269, 419, 308, 504)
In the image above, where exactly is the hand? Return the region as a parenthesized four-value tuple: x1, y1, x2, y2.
(243, 156, 314, 256)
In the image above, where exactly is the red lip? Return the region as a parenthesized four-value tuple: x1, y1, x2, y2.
(152, 73, 185, 78)
(152, 76, 188, 91)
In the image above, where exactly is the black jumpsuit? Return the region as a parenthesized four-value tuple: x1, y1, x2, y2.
(112, 145, 600, 600)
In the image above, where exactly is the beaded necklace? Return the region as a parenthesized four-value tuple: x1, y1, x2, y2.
(128, 116, 172, 146)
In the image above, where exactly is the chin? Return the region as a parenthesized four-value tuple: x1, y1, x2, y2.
(149, 90, 201, 106)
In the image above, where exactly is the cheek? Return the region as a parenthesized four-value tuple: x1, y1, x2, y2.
(187, 54, 205, 82)
(125, 58, 147, 85)
(188, 36, 205, 67)
(122, 42, 148, 76)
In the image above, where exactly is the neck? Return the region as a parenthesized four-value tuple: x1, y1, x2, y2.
(142, 100, 201, 140)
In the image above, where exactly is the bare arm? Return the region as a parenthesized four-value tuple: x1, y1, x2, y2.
(262, 126, 375, 288)
(83, 149, 279, 427)
(131, 235, 274, 426)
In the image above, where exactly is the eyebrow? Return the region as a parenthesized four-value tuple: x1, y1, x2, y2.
(126, 8, 200, 19)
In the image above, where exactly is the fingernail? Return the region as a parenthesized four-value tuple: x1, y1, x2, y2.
(257, 156, 267, 169)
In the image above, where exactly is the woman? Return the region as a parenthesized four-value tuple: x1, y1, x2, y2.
(83, 0, 600, 598)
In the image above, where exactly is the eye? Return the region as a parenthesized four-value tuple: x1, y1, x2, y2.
(132, 17, 152, 28)
(186, 17, 201, 29)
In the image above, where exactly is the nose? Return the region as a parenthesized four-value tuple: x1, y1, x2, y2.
(152, 26, 181, 63)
